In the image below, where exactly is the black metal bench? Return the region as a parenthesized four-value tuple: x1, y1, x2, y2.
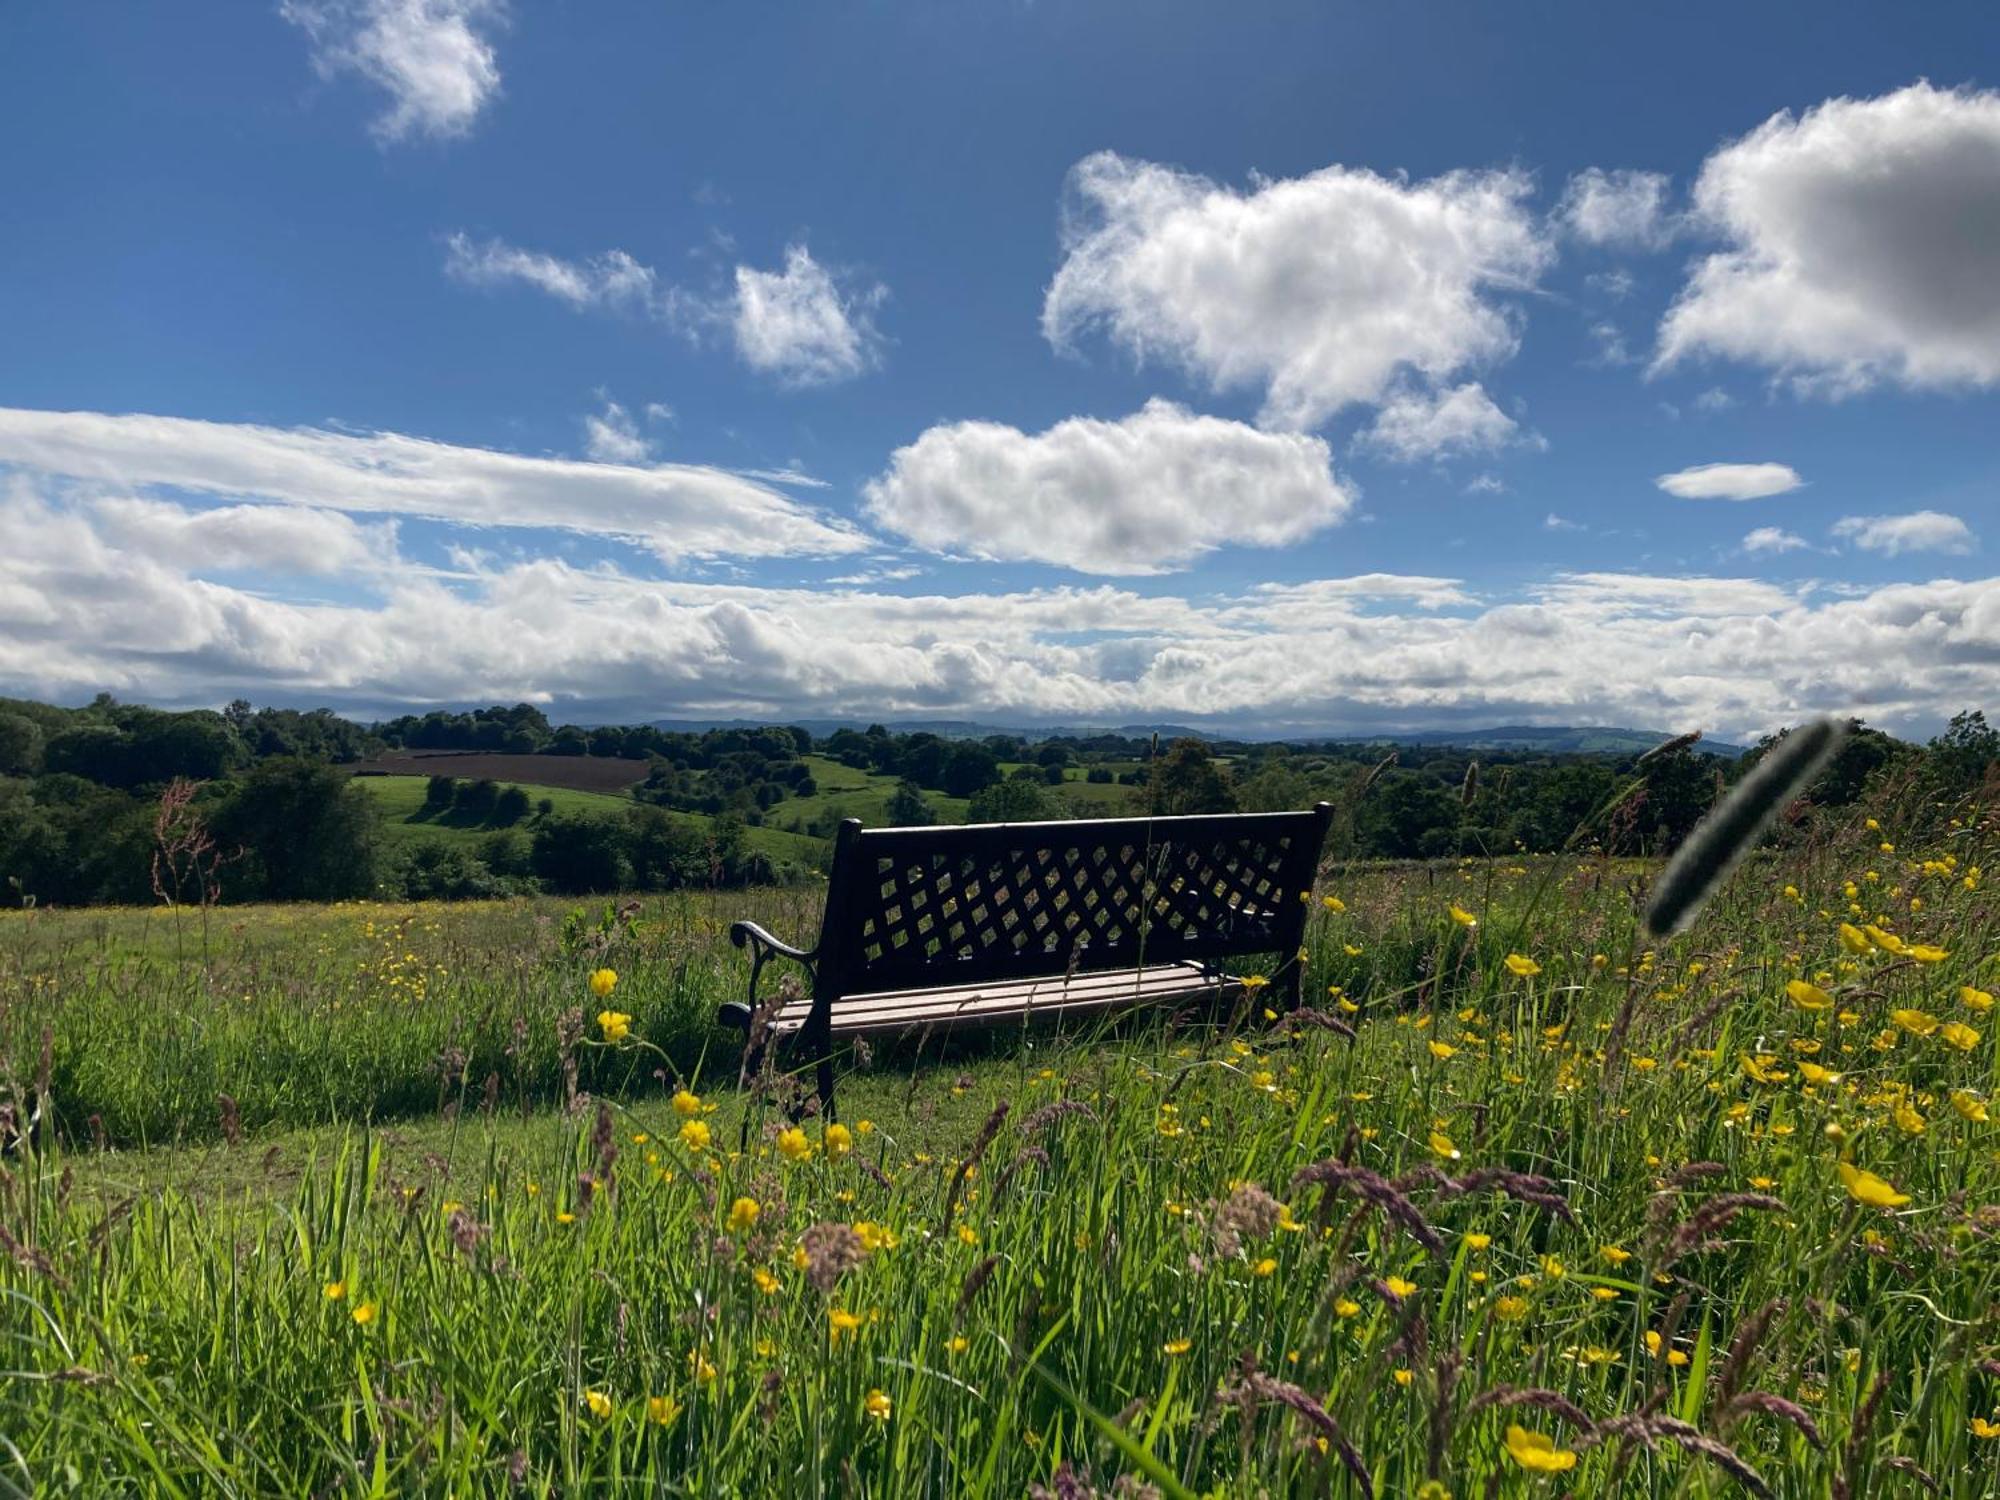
(720, 804, 1333, 1114)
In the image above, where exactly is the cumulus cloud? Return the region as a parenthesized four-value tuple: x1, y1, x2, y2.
(1742, 526, 1808, 554)
(1658, 82, 2000, 393)
(442, 236, 883, 385)
(1655, 462, 1803, 500)
(581, 399, 651, 463)
(1557, 168, 1675, 249)
(0, 407, 866, 563)
(1832, 510, 1975, 556)
(731, 246, 885, 386)
(282, 0, 505, 142)
(862, 400, 1352, 574)
(1355, 383, 1523, 463)
(1042, 151, 1553, 430)
(1, 474, 1991, 740)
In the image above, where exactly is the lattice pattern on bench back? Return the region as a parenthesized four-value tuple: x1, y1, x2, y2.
(819, 810, 1327, 993)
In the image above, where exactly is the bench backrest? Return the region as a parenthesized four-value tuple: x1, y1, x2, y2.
(814, 804, 1332, 997)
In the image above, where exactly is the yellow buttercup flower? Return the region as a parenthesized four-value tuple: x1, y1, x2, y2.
(1494, 1296, 1529, 1321)
(1449, 904, 1478, 928)
(589, 968, 618, 998)
(1838, 923, 1871, 955)
(1503, 954, 1541, 978)
(1907, 944, 1948, 964)
(351, 1301, 377, 1326)
(1323, 895, 1346, 913)
(1428, 1129, 1461, 1160)
(824, 1122, 853, 1156)
(1252, 1256, 1278, 1278)
(323, 1280, 346, 1301)
(1939, 1021, 1981, 1051)
(597, 1009, 632, 1043)
(673, 1089, 702, 1117)
(1384, 1275, 1418, 1298)
(864, 1388, 892, 1423)
(1890, 1008, 1938, 1037)
(1962, 986, 1995, 1012)
(1504, 1425, 1577, 1474)
(1163, 1337, 1192, 1356)
(679, 1119, 712, 1151)
(1786, 979, 1832, 1011)
(1950, 1091, 1989, 1123)
(584, 1390, 613, 1421)
(777, 1126, 811, 1162)
(727, 1196, 760, 1233)
(647, 1395, 682, 1426)
(1838, 1160, 1910, 1208)
(1428, 1041, 1457, 1061)
(1864, 925, 1906, 955)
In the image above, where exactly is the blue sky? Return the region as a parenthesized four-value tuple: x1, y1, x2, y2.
(1, 1, 1996, 738)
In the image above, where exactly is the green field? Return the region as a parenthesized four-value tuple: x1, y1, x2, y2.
(2, 799, 1995, 1494)
(355, 772, 825, 866)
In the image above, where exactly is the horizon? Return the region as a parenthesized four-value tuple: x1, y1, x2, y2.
(3, 3, 1998, 742)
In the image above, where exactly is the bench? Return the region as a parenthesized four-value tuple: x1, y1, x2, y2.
(720, 804, 1333, 1115)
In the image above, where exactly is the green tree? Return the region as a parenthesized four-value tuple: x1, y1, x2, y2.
(0, 713, 43, 776)
(530, 813, 631, 894)
(215, 758, 378, 901)
(1145, 740, 1235, 815)
(968, 777, 1055, 823)
(886, 780, 937, 826)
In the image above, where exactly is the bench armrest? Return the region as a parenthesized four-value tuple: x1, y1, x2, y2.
(729, 920, 814, 962)
(720, 920, 817, 1030)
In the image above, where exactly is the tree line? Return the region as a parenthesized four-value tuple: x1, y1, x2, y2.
(1, 692, 1992, 908)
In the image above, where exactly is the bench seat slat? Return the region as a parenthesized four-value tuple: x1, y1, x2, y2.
(767, 960, 1239, 1039)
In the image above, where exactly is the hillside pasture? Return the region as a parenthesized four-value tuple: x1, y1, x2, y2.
(347, 750, 651, 794)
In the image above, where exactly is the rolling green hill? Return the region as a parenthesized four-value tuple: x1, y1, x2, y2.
(353, 775, 823, 866)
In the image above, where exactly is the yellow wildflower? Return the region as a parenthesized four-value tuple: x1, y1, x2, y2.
(1505, 1425, 1577, 1474)
(589, 968, 618, 998)
(1786, 979, 1832, 1011)
(1838, 1160, 1910, 1208)
(679, 1119, 712, 1151)
(864, 1388, 892, 1423)
(1503, 954, 1541, 978)
(1939, 1021, 1981, 1051)
(727, 1196, 760, 1233)
(584, 1390, 613, 1421)
(596, 1009, 632, 1043)
(1448, 904, 1478, 928)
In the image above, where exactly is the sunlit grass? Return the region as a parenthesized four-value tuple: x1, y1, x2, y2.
(0, 805, 1993, 1494)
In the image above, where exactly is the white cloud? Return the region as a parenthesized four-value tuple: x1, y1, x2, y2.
(1586, 321, 1635, 367)
(0, 407, 866, 563)
(282, 0, 504, 142)
(1655, 462, 1803, 500)
(1544, 513, 1584, 532)
(1042, 151, 1552, 430)
(91, 495, 399, 576)
(443, 236, 883, 385)
(1692, 387, 1737, 413)
(1658, 82, 2000, 393)
(443, 233, 656, 309)
(1355, 383, 1522, 463)
(1557, 168, 1675, 249)
(1742, 526, 1808, 554)
(1832, 510, 1975, 556)
(731, 246, 884, 387)
(1465, 474, 1506, 495)
(581, 400, 651, 464)
(3, 473, 1992, 741)
(862, 399, 1352, 575)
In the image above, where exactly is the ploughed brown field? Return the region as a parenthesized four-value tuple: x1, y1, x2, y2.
(344, 749, 649, 793)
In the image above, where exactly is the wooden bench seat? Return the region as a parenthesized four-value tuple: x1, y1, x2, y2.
(721, 804, 1331, 1116)
(761, 959, 1242, 1039)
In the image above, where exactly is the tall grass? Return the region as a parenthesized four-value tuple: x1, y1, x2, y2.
(0, 803, 1993, 1494)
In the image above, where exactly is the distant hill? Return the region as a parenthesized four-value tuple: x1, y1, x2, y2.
(645, 717, 1745, 756)
(1336, 726, 1750, 757)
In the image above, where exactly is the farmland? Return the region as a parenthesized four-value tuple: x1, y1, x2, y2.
(2, 796, 1995, 1495)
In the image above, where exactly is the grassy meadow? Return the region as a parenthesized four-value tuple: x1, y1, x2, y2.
(0, 805, 1995, 1495)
